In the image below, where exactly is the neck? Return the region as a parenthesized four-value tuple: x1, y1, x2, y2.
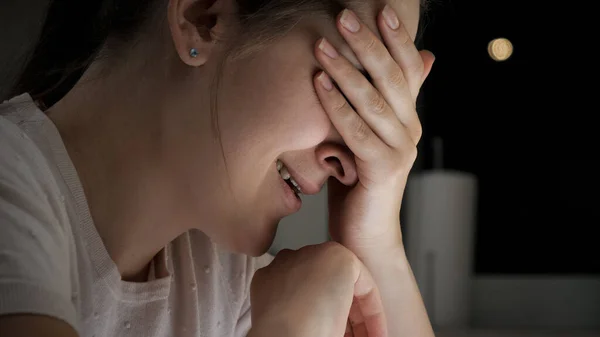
(46, 62, 215, 282)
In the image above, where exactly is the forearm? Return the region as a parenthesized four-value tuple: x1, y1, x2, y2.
(357, 244, 435, 337)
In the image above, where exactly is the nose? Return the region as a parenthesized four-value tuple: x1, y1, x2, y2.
(315, 142, 358, 186)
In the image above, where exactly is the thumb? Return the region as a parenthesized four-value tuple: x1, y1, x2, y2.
(419, 50, 436, 84)
(349, 255, 388, 337)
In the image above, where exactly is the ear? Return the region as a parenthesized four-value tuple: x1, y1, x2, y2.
(168, 0, 231, 67)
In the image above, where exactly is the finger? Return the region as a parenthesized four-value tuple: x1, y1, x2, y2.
(345, 319, 354, 337)
(335, 9, 421, 144)
(352, 256, 388, 337)
(419, 50, 435, 84)
(314, 71, 392, 162)
(313, 70, 385, 160)
(377, 5, 425, 99)
(314, 39, 412, 149)
(349, 299, 367, 337)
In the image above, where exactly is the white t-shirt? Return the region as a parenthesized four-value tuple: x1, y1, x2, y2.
(0, 93, 273, 337)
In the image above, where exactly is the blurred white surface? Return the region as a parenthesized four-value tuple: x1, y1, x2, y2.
(270, 185, 329, 253)
(405, 170, 478, 328)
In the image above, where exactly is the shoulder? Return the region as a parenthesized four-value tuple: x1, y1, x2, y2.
(0, 95, 78, 332)
(0, 115, 49, 187)
(1, 94, 54, 180)
(0, 95, 65, 227)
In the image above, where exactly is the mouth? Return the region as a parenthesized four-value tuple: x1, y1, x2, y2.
(277, 159, 302, 197)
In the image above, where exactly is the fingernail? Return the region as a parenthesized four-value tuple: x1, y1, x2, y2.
(340, 9, 360, 33)
(318, 38, 339, 59)
(382, 5, 400, 30)
(318, 72, 333, 91)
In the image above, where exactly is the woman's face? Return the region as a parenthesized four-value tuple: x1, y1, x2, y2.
(177, 0, 421, 255)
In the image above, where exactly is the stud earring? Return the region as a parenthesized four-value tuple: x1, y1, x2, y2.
(190, 48, 198, 58)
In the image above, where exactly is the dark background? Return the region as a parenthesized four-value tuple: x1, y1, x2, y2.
(414, 0, 597, 274)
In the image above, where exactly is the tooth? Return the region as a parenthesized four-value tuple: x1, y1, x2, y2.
(290, 179, 298, 187)
(276, 160, 282, 171)
(290, 178, 302, 193)
(280, 166, 291, 180)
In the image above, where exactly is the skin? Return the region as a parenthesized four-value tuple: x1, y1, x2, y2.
(2, 0, 435, 336)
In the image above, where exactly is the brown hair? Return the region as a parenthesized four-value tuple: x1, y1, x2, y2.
(11, 0, 429, 108)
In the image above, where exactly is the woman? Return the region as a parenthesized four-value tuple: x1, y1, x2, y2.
(0, 0, 435, 336)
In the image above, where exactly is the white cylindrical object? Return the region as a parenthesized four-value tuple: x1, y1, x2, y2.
(405, 170, 478, 328)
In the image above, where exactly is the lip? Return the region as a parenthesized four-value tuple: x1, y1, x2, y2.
(279, 171, 302, 213)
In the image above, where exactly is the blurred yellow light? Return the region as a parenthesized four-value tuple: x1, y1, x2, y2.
(488, 38, 513, 61)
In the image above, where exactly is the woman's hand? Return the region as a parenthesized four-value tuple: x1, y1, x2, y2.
(248, 242, 386, 337)
(313, 6, 435, 257)
(313, 6, 436, 337)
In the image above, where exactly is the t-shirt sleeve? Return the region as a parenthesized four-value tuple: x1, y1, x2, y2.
(235, 252, 274, 337)
(0, 117, 77, 329)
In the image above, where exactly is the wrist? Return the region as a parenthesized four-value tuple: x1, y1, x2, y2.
(342, 228, 404, 257)
(347, 238, 410, 270)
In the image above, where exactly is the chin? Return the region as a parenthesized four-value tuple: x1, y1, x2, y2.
(237, 219, 280, 257)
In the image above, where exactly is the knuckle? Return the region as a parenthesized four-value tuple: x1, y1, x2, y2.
(319, 241, 345, 255)
(340, 63, 357, 80)
(407, 65, 425, 87)
(406, 144, 418, 164)
(398, 26, 411, 46)
(322, 242, 356, 271)
(387, 70, 406, 89)
(394, 141, 418, 169)
(363, 36, 379, 54)
(363, 37, 389, 63)
(367, 92, 387, 115)
(413, 122, 423, 144)
(409, 61, 425, 79)
(351, 119, 371, 142)
(331, 97, 351, 115)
